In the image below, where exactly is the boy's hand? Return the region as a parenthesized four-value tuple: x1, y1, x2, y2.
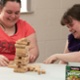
(44, 54, 57, 64)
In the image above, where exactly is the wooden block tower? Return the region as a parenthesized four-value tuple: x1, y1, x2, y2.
(8, 38, 46, 74)
(14, 38, 30, 73)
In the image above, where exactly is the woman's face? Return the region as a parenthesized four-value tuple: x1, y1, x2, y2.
(66, 19, 80, 39)
(0, 1, 20, 27)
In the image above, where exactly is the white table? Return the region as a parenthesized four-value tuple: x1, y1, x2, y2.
(0, 63, 66, 80)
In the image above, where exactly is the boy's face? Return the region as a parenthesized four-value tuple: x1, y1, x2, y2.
(66, 19, 80, 39)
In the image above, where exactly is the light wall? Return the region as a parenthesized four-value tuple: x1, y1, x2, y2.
(20, 0, 80, 62)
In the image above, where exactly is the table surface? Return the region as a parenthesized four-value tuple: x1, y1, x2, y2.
(0, 63, 66, 80)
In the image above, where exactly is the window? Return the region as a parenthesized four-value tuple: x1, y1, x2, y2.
(21, 0, 31, 13)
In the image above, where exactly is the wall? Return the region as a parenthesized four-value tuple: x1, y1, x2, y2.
(20, 0, 80, 62)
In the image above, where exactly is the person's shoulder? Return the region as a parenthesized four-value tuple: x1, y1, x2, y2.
(17, 19, 34, 30)
(17, 19, 28, 24)
(68, 34, 74, 41)
(68, 34, 74, 38)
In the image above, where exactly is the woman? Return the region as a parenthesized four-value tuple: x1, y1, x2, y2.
(44, 4, 80, 64)
(0, 0, 39, 66)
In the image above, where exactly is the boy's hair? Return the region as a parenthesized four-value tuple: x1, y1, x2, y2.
(61, 4, 80, 25)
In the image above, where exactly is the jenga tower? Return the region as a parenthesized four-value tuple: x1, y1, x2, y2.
(14, 38, 30, 73)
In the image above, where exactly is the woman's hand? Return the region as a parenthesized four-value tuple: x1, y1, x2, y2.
(0, 55, 9, 66)
(44, 54, 58, 64)
(29, 53, 38, 63)
(27, 33, 39, 63)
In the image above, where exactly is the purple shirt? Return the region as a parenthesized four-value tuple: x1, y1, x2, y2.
(68, 34, 80, 52)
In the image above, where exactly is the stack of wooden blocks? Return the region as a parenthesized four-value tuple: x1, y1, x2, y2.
(14, 38, 30, 73)
(8, 38, 46, 74)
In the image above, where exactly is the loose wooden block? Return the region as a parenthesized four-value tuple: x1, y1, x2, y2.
(14, 68, 27, 73)
(8, 61, 16, 68)
(41, 70, 46, 74)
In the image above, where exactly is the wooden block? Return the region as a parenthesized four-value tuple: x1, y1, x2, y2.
(16, 38, 30, 46)
(15, 52, 28, 56)
(15, 60, 29, 65)
(16, 48, 26, 53)
(14, 68, 27, 73)
(14, 65, 28, 73)
(28, 66, 35, 71)
(34, 67, 40, 72)
(38, 70, 41, 75)
(16, 38, 28, 42)
(8, 61, 16, 68)
(15, 44, 26, 48)
(16, 41, 29, 45)
(15, 55, 29, 60)
(41, 70, 46, 74)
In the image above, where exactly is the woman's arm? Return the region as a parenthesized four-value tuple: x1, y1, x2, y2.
(26, 33, 39, 63)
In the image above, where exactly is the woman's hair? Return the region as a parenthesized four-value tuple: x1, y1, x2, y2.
(0, 0, 21, 7)
(61, 4, 80, 26)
